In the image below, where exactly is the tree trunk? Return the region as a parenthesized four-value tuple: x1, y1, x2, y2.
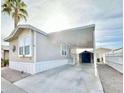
(14, 9, 18, 28)
(14, 16, 18, 28)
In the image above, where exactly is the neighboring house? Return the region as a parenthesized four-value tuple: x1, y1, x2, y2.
(96, 48, 111, 63)
(1, 45, 9, 60)
(4, 24, 96, 74)
(106, 47, 123, 73)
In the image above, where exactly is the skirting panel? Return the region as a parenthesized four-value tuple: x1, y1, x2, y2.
(9, 59, 69, 74)
(9, 61, 35, 74)
(35, 59, 68, 73)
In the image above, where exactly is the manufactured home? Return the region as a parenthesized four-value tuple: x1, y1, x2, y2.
(96, 48, 111, 63)
(4, 24, 96, 74)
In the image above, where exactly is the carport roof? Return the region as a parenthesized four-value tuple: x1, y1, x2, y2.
(49, 24, 95, 48)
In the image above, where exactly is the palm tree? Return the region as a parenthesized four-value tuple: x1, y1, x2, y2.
(2, 0, 28, 28)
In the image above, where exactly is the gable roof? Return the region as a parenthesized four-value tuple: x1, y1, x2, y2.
(4, 24, 48, 41)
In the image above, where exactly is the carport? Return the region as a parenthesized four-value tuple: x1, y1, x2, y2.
(49, 24, 97, 76)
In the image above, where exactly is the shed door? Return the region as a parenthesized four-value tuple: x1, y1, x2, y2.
(81, 52, 91, 63)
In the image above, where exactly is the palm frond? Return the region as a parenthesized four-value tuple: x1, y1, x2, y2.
(1, 3, 7, 8)
(18, 13, 27, 21)
(19, 8, 28, 16)
(1, 0, 13, 15)
(21, 1, 27, 7)
(2, 7, 11, 15)
(2, 0, 28, 28)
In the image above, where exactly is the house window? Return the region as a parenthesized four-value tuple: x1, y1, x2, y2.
(24, 37, 31, 56)
(61, 43, 68, 56)
(19, 39, 24, 56)
(25, 45, 30, 55)
(19, 47, 23, 55)
(18, 35, 32, 57)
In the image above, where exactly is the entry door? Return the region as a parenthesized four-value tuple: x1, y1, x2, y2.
(82, 53, 91, 63)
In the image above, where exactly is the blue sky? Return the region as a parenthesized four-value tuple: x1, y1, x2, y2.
(1, 0, 123, 49)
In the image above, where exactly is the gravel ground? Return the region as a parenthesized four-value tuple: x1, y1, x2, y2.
(1, 67, 30, 83)
(97, 64, 123, 93)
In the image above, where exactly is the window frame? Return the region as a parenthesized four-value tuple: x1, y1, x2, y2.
(24, 36, 32, 57)
(18, 37, 24, 57)
(18, 31, 32, 57)
(60, 43, 68, 56)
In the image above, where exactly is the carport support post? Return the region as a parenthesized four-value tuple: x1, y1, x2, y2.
(93, 28, 97, 76)
(94, 49, 97, 76)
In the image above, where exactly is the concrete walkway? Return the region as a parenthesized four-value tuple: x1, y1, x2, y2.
(1, 78, 28, 93)
(97, 64, 123, 93)
(14, 64, 103, 93)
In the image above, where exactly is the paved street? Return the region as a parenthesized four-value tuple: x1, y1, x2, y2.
(97, 64, 123, 93)
(14, 64, 103, 93)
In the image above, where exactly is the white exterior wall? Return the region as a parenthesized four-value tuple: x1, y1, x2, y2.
(9, 29, 34, 62)
(34, 32, 71, 73)
(9, 31, 70, 74)
(36, 32, 68, 62)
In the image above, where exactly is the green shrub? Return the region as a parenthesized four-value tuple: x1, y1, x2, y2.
(4, 59, 9, 66)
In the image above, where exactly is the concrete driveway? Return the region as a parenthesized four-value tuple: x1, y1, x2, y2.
(1, 78, 27, 93)
(14, 64, 103, 93)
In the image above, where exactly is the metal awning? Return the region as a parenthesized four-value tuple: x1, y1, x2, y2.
(49, 24, 95, 48)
